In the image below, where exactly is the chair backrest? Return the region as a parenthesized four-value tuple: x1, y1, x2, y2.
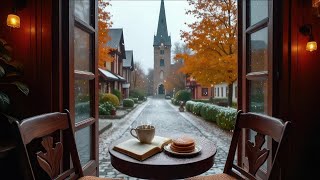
(14, 110, 84, 180)
(223, 111, 291, 180)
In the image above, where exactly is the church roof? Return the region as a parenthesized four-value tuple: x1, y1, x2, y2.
(153, 0, 171, 46)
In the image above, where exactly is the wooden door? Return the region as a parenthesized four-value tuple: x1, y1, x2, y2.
(240, 0, 274, 179)
(62, 0, 99, 175)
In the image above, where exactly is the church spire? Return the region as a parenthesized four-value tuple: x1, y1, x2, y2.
(153, 0, 171, 46)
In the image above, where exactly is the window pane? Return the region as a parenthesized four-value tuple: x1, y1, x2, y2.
(75, 80, 91, 122)
(75, 126, 92, 165)
(202, 88, 208, 96)
(160, 59, 164, 66)
(249, 0, 268, 25)
(74, 0, 90, 24)
(249, 80, 267, 114)
(249, 28, 268, 72)
(74, 27, 92, 72)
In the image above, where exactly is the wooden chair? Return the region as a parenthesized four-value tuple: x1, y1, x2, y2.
(13, 110, 121, 180)
(187, 111, 291, 180)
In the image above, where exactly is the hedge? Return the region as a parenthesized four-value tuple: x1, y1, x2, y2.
(123, 99, 134, 107)
(99, 101, 115, 115)
(174, 90, 192, 103)
(112, 89, 122, 101)
(185, 100, 237, 131)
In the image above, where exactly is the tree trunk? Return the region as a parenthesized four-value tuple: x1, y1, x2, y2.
(228, 83, 233, 107)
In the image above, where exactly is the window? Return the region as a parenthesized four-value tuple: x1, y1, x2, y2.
(215, 88, 217, 97)
(235, 85, 238, 98)
(202, 88, 208, 96)
(160, 59, 164, 66)
(160, 50, 164, 54)
(217, 87, 220, 97)
(226, 86, 228, 96)
(221, 87, 223, 97)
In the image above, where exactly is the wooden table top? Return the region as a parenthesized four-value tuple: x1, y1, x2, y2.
(109, 134, 217, 179)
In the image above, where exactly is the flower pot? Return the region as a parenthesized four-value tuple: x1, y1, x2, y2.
(111, 109, 116, 115)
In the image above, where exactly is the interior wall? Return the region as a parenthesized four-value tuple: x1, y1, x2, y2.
(282, 0, 320, 178)
(0, 0, 55, 118)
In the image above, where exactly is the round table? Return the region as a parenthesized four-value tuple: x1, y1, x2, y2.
(109, 135, 217, 179)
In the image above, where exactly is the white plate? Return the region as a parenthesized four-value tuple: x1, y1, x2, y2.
(164, 143, 202, 156)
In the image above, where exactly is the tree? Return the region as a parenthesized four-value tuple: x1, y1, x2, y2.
(131, 61, 147, 94)
(98, 0, 114, 68)
(146, 68, 154, 96)
(176, 0, 237, 106)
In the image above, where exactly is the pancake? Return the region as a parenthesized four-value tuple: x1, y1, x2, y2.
(170, 136, 196, 153)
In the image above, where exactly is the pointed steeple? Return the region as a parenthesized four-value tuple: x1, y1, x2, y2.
(154, 0, 171, 46)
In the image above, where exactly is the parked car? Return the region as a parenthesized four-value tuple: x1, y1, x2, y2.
(165, 94, 171, 99)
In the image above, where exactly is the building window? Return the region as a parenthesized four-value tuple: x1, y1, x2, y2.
(235, 85, 238, 98)
(221, 87, 224, 97)
(226, 86, 228, 96)
(160, 59, 164, 66)
(160, 50, 164, 54)
(217, 87, 220, 97)
(215, 88, 217, 97)
(160, 71, 164, 79)
(202, 88, 208, 96)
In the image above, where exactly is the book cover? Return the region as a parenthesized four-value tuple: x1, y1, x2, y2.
(113, 136, 172, 161)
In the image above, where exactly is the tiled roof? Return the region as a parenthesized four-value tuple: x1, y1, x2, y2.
(123, 50, 133, 68)
(107, 28, 123, 49)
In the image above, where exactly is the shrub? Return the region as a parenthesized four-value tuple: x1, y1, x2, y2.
(112, 89, 122, 101)
(192, 102, 205, 115)
(175, 90, 192, 103)
(101, 93, 120, 107)
(216, 107, 237, 130)
(99, 101, 115, 115)
(171, 98, 180, 106)
(132, 98, 138, 103)
(75, 102, 90, 117)
(123, 99, 134, 107)
(130, 89, 146, 101)
(210, 98, 228, 106)
(192, 99, 211, 103)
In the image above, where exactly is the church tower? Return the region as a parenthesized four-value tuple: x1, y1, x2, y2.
(153, 0, 171, 95)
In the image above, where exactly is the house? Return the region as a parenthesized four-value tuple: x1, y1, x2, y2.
(99, 28, 126, 94)
(122, 50, 134, 98)
(0, 0, 319, 179)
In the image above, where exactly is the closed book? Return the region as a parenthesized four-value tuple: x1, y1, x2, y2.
(113, 136, 172, 161)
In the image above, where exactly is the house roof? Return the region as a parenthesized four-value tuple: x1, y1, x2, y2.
(123, 50, 134, 69)
(153, 0, 171, 46)
(99, 68, 119, 81)
(107, 28, 124, 49)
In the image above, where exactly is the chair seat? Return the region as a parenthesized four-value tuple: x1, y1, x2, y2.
(78, 176, 123, 180)
(187, 173, 237, 180)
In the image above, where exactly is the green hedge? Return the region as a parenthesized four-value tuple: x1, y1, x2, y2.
(129, 89, 146, 101)
(123, 99, 134, 107)
(131, 98, 138, 103)
(192, 99, 211, 103)
(185, 100, 237, 130)
(171, 98, 180, 106)
(112, 89, 122, 101)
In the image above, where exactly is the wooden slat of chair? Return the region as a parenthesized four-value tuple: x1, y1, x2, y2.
(14, 110, 122, 180)
(187, 111, 291, 180)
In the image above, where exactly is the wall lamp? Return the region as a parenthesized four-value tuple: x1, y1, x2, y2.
(299, 24, 317, 52)
(6, 0, 26, 28)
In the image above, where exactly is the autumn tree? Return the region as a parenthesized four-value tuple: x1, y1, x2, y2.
(131, 61, 147, 94)
(146, 68, 154, 96)
(98, 0, 114, 68)
(176, 0, 237, 106)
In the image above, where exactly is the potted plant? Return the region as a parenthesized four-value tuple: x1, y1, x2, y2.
(0, 38, 29, 121)
(111, 107, 116, 116)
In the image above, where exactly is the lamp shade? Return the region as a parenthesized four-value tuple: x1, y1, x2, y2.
(7, 14, 20, 28)
(306, 41, 317, 52)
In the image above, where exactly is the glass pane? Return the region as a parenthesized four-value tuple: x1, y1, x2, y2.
(249, 80, 267, 114)
(75, 126, 92, 165)
(74, 0, 90, 24)
(249, 28, 268, 72)
(249, 0, 268, 25)
(75, 80, 91, 122)
(74, 27, 92, 72)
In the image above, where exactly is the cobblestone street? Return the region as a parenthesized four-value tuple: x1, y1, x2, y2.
(99, 97, 232, 179)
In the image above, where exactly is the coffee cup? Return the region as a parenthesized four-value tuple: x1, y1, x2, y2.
(130, 125, 155, 144)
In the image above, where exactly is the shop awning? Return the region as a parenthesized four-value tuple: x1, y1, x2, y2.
(99, 68, 119, 81)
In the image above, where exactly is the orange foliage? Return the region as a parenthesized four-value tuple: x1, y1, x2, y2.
(98, 0, 114, 68)
(176, 0, 237, 87)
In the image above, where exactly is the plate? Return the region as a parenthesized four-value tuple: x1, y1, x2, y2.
(164, 143, 202, 157)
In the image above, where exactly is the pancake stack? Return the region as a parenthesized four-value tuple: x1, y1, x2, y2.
(170, 136, 195, 153)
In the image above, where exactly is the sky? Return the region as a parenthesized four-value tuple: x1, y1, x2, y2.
(107, 0, 195, 73)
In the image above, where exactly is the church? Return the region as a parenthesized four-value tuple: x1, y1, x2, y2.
(153, 0, 172, 95)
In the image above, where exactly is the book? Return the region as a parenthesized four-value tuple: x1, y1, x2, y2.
(113, 136, 172, 161)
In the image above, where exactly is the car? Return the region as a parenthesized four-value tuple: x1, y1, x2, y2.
(165, 94, 171, 99)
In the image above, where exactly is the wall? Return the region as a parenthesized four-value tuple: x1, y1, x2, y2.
(0, 0, 56, 118)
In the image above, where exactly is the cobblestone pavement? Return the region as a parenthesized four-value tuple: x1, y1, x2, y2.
(99, 97, 232, 179)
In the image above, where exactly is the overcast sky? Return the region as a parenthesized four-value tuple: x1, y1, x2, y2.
(107, 0, 195, 73)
